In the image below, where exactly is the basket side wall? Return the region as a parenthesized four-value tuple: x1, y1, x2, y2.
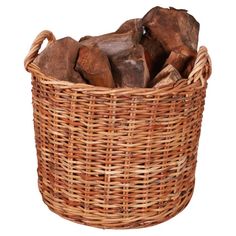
(32, 75, 207, 228)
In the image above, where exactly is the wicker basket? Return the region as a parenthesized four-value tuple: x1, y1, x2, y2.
(24, 30, 212, 229)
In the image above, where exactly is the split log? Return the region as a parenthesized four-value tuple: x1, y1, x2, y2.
(140, 34, 168, 79)
(110, 44, 149, 88)
(116, 18, 143, 42)
(164, 51, 188, 73)
(116, 17, 169, 79)
(75, 44, 115, 88)
(164, 46, 197, 77)
(142, 6, 199, 53)
(78, 31, 138, 57)
(33, 37, 85, 83)
(148, 64, 181, 88)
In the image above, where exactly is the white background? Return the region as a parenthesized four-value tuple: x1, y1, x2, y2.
(0, 0, 235, 235)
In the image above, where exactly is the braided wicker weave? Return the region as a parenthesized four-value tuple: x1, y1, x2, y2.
(24, 30, 212, 229)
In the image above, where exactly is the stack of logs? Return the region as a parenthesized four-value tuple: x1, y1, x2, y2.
(34, 6, 199, 88)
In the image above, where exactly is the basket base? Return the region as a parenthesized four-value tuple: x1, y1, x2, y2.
(39, 184, 194, 229)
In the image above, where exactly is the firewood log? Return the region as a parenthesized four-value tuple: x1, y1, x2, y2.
(116, 17, 169, 79)
(78, 31, 137, 57)
(110, 44, 149, 88)
(116, 18, 143, 42)
(148, 64, 181, 88)
(33, 37, 85, 83)
(164, 46, 197, 77)
(164, 51, 188, 73)
(142, 6, 199, 53)
(140, 34, 168, 79)
(75, 44, 115, 88)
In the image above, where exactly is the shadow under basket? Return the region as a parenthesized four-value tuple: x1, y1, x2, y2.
(24, 30, 212, 229)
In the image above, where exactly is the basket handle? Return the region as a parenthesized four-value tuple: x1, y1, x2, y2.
(188, 46, 212, 87)
(24, 30, 56, 72)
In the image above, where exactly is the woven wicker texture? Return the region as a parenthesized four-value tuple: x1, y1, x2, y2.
(24, 30, 212, 229)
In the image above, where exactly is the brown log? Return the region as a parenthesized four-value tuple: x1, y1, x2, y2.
(164, 46, 197, 77)
(78, 19, 142, 56)
(110, 44, 149, 88)
(33, 37, 85, 83)
(175, 46, 197, 78)
(116, 18, 143, 42)
(148, 64, 181, 88)
(178, 46, 197, 78)
(164, 51, 188, 73)
(78, 31, 139, 57)
(140, 35, 168, 79)
(142, 6, 199, 53)
(75, 44, 115, 88)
